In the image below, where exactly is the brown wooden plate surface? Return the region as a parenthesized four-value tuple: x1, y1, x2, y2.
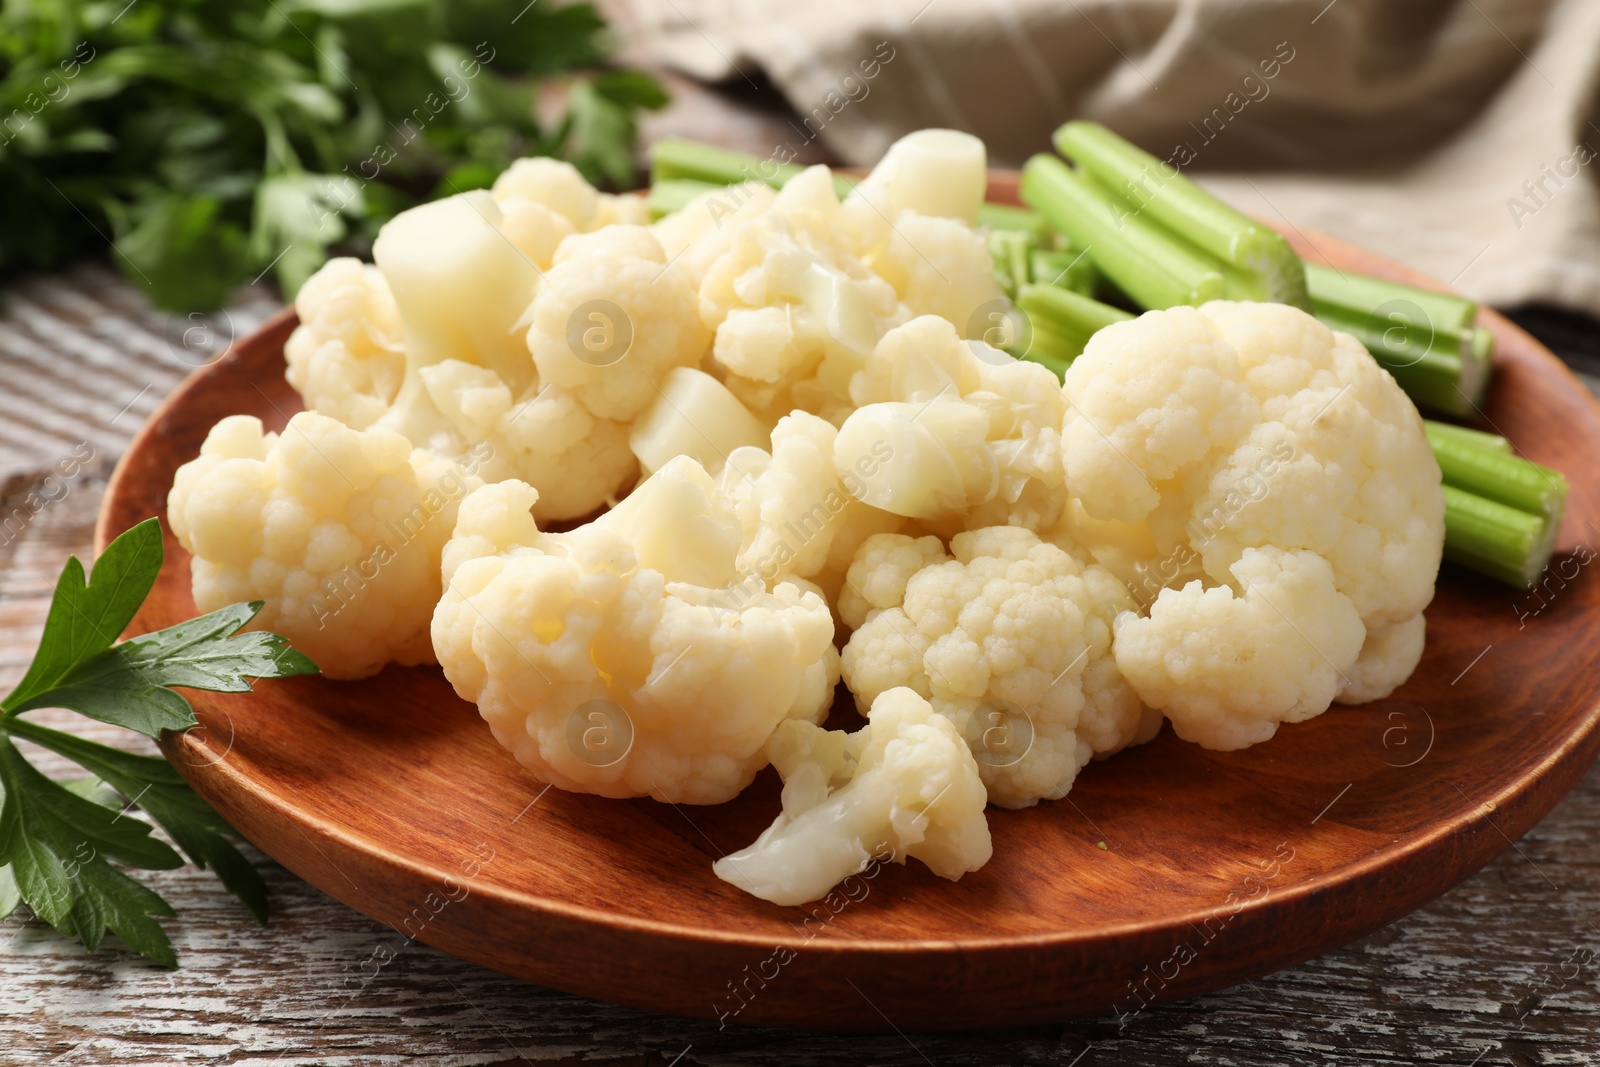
(96, 174, 1600, 1031)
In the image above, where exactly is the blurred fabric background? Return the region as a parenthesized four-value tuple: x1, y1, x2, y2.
(609, 0, 1600, 318)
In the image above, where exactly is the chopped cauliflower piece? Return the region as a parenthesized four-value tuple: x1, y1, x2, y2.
(837, 315, 1067, 532)
(416, 359, 636, 522)
(846, 128, 988, 225)
(1062, 301, 1444, 721)
(869, 211, 1006, 338)
(431, 459, 839, 805)
(525, 225, 710, 422)
(491, 157, 600, 231)
(284, 258, 405, 430)
(714, 687, 991, 906)
(840, 526, 1158, 808)
(698, 167, 911, 423)
(1114, 547, 1365, 750)
(168, 412, 476, 679)
(629, 367, 770, 476)
(720, 410, 885, 587)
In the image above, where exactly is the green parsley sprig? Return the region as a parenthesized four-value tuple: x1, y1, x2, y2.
(0, 518, 317, 966)
(0, 0, 667, 310)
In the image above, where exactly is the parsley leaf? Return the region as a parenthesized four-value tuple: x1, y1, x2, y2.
(7, 717, 269, 924)
(0, 519, 319, 963)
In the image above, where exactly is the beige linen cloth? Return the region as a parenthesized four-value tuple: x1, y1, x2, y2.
(618, 0, 1600, 314)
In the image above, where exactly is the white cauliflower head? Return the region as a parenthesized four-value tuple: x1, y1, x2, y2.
(168, 412, 478, 679)
(284, 257, 405, 430)
(430, 457, 840, 805)
(1113, 547, 1366, 750)
(1062, 301, 1444, 717)
(713, 686, 992, 906)
(836, 315, 1067, 533)
(839, 526, 1158, 808)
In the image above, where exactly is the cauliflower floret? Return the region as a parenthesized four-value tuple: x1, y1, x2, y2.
(1064, 305, 1259, 524)
(1062, 301, 1444, 718)
(494, 197, 576, 270)
(431, 458, 839, 805)
(491, 156, 650, 233)
(840, 526, 1158, 808)
(869, 212, 1006, 338)
(719, 410, 892, 589)
(525, 225, 710, 422)
(1114, 547, 1365, 750)
(652, 181, 780, 290)
(168, 412, 473, 679)
(418, 359, 636, 521)
(713, 687, 991, 906)
(1336, 614, 1428, 705)
(836, 315, 1067, 533)
(592, 191, 651, 228)
(698, 167, 911, 424)
(491, 156, 600, 230)
(284, 258, 405, 430)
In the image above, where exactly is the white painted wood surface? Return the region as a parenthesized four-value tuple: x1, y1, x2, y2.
(3, 269, 1599, 1066)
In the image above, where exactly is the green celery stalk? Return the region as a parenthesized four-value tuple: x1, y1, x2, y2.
(1304, 263, 1475, 334)
(978, 202, 1054, 244)
(1053, 121, 1310, 309)
(1014, 283, 1134, 372)
(1441, 484, 1556, 589)
(650, 138, 856, 197)
(647, 178, 722, 219)
(1030, 248, 1099, 296)
(988, 228, 1034, 298)
(1305, 263, 1493, 416)
(1021, 154, 1230, 309)
(1426, 424, 1568, 523)
(1423, 420, 1511, 455)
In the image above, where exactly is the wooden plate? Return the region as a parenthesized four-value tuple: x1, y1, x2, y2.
(97, 175, 1600, 1032)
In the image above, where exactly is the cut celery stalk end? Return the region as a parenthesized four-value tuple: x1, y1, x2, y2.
(1054, 120, 1309, 309)
(1021, 154, 1230, 309)
(1313, 295, 1492, 416)
(1423, 420, 1511, 455)
(1441, 484, 1556, 589)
